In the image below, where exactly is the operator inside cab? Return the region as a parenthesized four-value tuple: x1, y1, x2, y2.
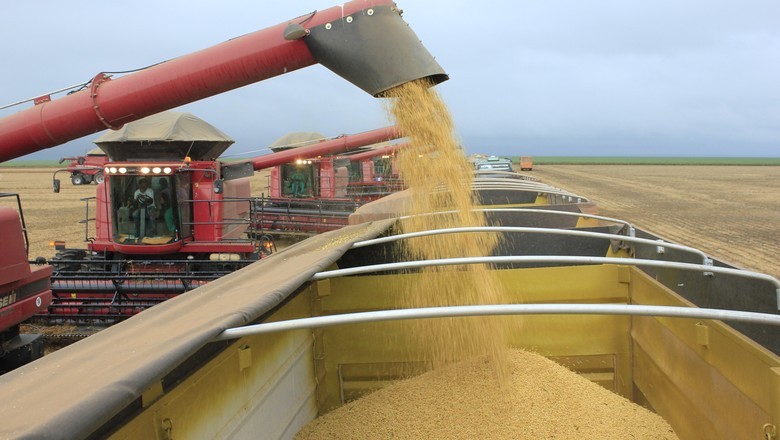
(111, 173, 192, 245)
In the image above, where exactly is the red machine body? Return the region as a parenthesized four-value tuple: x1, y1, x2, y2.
(345, 142, 405, 194)
(259, 140, 407, 233)
(58, 151, 109, 185)
(0, 205, 52, 331)
(0, 195, 51, 372)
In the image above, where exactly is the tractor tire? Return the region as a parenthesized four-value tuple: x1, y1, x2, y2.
(93, 172, 105, 185)
(51, 249, 88, 272)
(71, 174, 86, 185)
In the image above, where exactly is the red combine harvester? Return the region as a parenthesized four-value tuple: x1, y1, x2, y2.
(258, 136, 406, 234)
(341, 142, 406, 197)
(0, 0, 446, 326)
(0, 195, 51, 372)
(58, 148, 109, 185)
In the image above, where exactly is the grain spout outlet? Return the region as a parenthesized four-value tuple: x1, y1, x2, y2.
(293, 3, 449, 96)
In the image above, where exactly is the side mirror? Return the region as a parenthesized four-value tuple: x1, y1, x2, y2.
(214, 179, 224, 194)
(53, 179, 61, 193)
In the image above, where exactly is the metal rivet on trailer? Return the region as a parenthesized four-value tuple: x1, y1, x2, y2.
(325, 23, 332, 30)
(346, 16, 353, 23)
(367, 8, 374, 15)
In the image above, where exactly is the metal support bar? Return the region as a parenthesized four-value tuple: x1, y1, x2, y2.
(310, 255, 780, 309)
(213, 303, 780, 341)
(399, 208, 636, 237)
(477, 208, 636, 237)
(351, 226, 709, 265)
(0, 81, 93, 111)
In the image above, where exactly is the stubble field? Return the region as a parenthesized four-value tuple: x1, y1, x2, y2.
(532, 165, 780, 280)
(1, 165, 778, 280)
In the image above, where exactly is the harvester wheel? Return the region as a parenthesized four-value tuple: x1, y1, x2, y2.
(94, 172, 105, 185)
(52, 249, 88, 272)
(71, 174, 85, 185)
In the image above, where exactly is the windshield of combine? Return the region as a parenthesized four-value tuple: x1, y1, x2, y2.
(110, 174, 191, 244)
(281, 163, 317, 198)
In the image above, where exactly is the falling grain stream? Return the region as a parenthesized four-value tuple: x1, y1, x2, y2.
(296, 80, 677, 439)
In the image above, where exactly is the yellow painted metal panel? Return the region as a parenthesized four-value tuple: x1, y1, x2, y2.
(316, 265, 635, 409)
(628, 268, 780, 439)
(111, 292, 318, 440)
(633, 318, 769, 439)
(630, 268, 780, 413)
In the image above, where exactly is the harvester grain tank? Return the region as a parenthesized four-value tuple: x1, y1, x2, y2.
(0, 0, 446, 324)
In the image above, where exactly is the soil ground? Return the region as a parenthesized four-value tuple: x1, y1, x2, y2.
(530, 165, 780, 280)
(1, 165, 778, 280)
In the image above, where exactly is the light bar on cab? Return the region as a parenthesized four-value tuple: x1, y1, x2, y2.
(103, 166, 175, 175)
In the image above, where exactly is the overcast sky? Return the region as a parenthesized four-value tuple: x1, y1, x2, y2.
(1, 0, 778, 160)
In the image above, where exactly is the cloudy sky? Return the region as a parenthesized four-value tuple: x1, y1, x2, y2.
(1, 0, 778, 160)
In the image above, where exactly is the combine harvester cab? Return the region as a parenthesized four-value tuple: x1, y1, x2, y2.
(0, 172, 777, 439)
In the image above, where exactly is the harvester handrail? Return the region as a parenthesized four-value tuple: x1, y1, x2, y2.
(310, 255, 780, 309)
(351, 226, 711, 265)
(213, 303, 780, 341)
(0, 192, 30, 254)
(399, 208, 636, 236)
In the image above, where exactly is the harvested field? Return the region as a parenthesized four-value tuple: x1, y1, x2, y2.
(531, 165, 780, 280)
